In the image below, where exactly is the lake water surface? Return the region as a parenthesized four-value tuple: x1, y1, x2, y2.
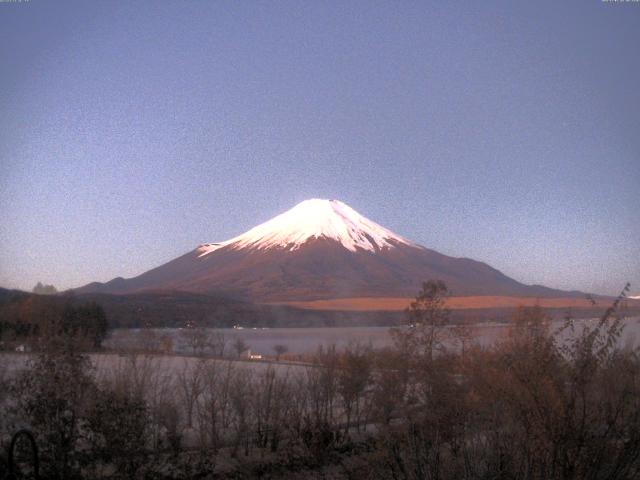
(104, 316, 640, 356)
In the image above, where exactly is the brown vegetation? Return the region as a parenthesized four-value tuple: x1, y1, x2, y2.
(273, 294, 635, 311)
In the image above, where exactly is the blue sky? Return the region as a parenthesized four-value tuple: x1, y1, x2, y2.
(1, 0, 638, 296)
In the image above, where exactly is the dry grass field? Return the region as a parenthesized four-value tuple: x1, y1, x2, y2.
(270, 295, 639, 311)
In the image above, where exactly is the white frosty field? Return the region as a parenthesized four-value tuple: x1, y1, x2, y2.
(0, 351, 304, 378)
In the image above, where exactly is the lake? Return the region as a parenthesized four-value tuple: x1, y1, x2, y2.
(104, 316, 640, 356)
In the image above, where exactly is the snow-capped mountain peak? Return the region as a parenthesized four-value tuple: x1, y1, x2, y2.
(76, 198, 581, 302)
(197, 199, 416, 256)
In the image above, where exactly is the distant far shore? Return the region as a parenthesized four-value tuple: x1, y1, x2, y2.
(269, 295, 640, 312)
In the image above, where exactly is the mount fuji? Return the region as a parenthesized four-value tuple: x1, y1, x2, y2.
(76, 199, 580, 301)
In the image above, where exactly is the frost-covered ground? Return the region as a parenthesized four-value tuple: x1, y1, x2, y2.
(0, 352, 304, 379)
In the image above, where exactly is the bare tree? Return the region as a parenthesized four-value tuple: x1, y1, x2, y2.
(196, 360, 235, 453)
(393, 280, 451, 360)
(338, 343, 372, 433)
(450, 319, 474, 358)
(252, 366, 292, 453)
(233, 338, 249, 358)
(273, 344, 288, 361)
(229, 369, 253, 457)
(306, 345, 340, 427)
(181, 327, 211, 356)
(176, 359, 204, 428)
(210, 331, 227, 357)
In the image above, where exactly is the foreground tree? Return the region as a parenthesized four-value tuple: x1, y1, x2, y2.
(338, 343, 372, 433)
(378, 283, 640, 480)
(9, 342, 95, 479)
(86, 388, 149, 479)
(392, 280, 451, 360)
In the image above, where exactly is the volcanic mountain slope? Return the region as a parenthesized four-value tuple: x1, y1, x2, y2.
(76, 199, 581, 301)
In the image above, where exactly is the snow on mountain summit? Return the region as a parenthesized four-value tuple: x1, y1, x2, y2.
(197, 199, 416, 256)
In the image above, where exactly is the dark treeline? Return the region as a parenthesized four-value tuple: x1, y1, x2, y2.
(78, 291, 406, 328)
(1, 281, 639, 479)
(0, 288, 408, 330)
(0, 292, 107, 351)
(3, 287, 628, 332)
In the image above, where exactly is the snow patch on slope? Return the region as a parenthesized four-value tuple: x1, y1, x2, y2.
(197, 199, 417, 256)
